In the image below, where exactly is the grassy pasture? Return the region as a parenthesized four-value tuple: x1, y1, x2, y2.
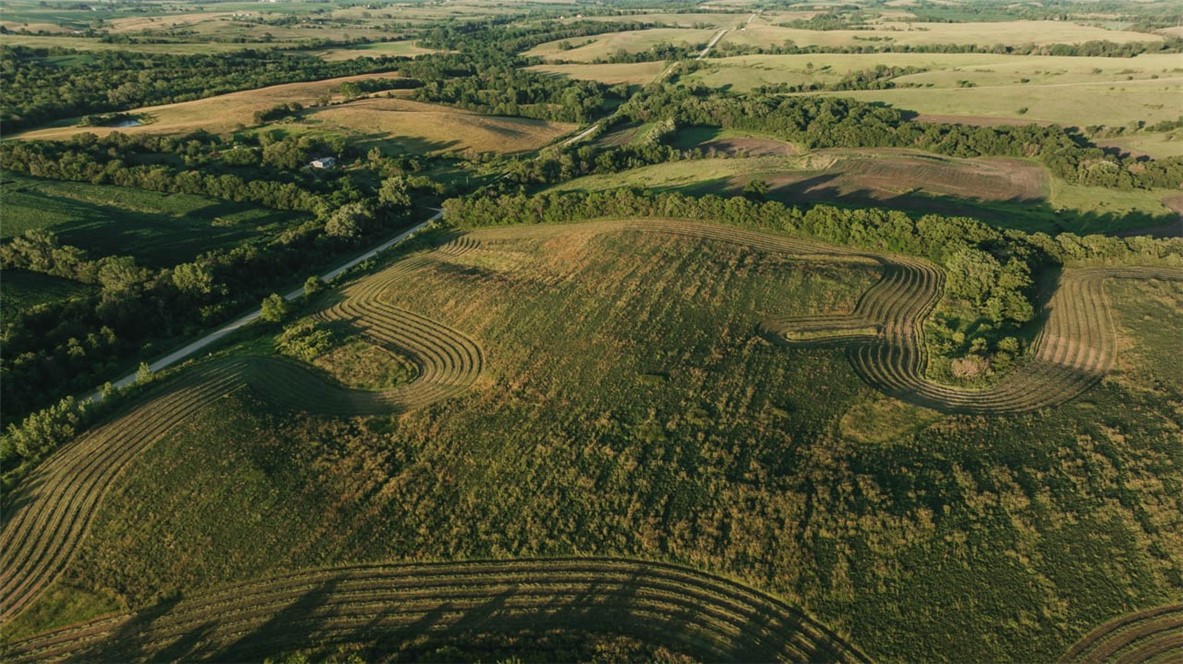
(546, 151, 1177, 234)
(1097, 131, 1183, 159)
(822, 77, 1182, 128)
(688, 52, 1183, 127)
(528, 61, 669, 85)
(720, 19, 1163, 50)
(578, 12, 754, 29)
(13, 71, 404, 140)
(0, 270, 94, 319)
(525, 28, 718, 62)
(12, 222, 1182, 662)
(0, 34, 277, 54)
(1, 174, 292, 267)
(304, 40, 437, 61)
(302, 97, 577, 155)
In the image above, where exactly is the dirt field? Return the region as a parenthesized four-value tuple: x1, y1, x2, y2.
(528, 61, 669, 86)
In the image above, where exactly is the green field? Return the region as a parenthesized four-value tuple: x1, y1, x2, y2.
(545, 149, 1178, 235)
(1, 174, 295, 266)
(8, 222, 1181, 662)
(0, 270, 95, 319)
(526, 28, 718, 62)
(687, 52, 1183, 127)
(719, 19, 1163, 50)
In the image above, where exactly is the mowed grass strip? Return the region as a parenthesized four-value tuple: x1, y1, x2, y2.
(2, 558, 869, 664)
(1060, 604, 1183, 664)
(303, 97, 577, 155)
(12, 71, 405, 140)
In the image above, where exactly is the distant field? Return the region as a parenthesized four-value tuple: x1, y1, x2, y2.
(826, 78, 1182, 128)
(719, 19, 1163, 50)
(578, 12, 753, 29)
(688, 52, 1183, 127)
(305, 40, 437, 61)
(303, 97, 577, 154)
(525, 28, 718, 62)
(546, 148, 1178, 234)
(528, 61, 669, 86)
(1097, 131, 1183, 159)
(0, 34, 274, 54)
(13, 72, 404, 140)
(1, 174, 294, 267)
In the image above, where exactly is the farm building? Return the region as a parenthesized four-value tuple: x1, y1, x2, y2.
(310, 156, 337, 169)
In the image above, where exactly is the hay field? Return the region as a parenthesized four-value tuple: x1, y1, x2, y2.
(720, 19, 1163, 50)
(6, 221, 1182, 661)
(305, 97, 576, 154)
(0, 33, 269, 54)
(827, 77, 1182, 128)
(525, 28, 718, 62)
(528, 61, 670, 85)
(307, 40, 437, 61)
(13, 72, 405, 140)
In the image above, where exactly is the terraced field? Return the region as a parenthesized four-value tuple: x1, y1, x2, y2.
(2, 558, 869, 663)
(3, 218, 1178, 655)
(768, 265, 1183, 414)
(0, 237, 485, 626)
(1061, 604, 1183, 664)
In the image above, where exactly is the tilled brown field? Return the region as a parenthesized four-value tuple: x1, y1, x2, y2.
(1060, 604, 1183, 664)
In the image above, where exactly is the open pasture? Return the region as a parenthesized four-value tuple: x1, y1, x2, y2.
(719, 19, 1163, 50)
(305, 40, 437, 62)
(548, 150, 1177, 234)
(0, 175, 289, 266)
(0, 33, 276, 54)
(4, 219, 1182, 661)
(2, 558, 867, 663)
(525, 28, 719, 62)
(13, 72, 405, 140)
(528, 61, 669, 86)
(303, 97, 577, 155)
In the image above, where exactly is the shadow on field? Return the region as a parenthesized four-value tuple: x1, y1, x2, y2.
(56, 565, 850, 663)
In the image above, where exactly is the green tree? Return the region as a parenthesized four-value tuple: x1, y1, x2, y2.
(260, 293, 290, 323)
(303, 275, 325, 297)
(324, 202, 373, 239)
(378, 175, 412, 210)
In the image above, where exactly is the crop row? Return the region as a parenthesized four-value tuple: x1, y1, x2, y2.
(1060, 604, 1183, 664)
(3, 558, 869, 663)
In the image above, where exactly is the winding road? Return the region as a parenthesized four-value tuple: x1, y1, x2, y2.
(84, 210, 442, 402)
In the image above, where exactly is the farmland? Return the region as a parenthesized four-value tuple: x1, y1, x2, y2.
(546, 150, 1180, 235)
(687, 52, 1183, 127)
(0, 174, 291, 266)
(526, 28, 719, 62)
(304, 98, 577, 155)
(5, 219, 1183, 661)
(4, 1, 1183, 661)
(13, 72, 407, 140)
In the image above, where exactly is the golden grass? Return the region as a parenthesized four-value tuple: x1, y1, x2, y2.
(721, 19, 1162, 49)
(526, 28, 718, 62)
(304, 97, 576, 154)
(13, 72, 405, 140)
(528, 61, 669, 85)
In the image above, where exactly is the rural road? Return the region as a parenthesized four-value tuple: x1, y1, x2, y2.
(697, 29, 728, 60)
(86, 209, 442, 401)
